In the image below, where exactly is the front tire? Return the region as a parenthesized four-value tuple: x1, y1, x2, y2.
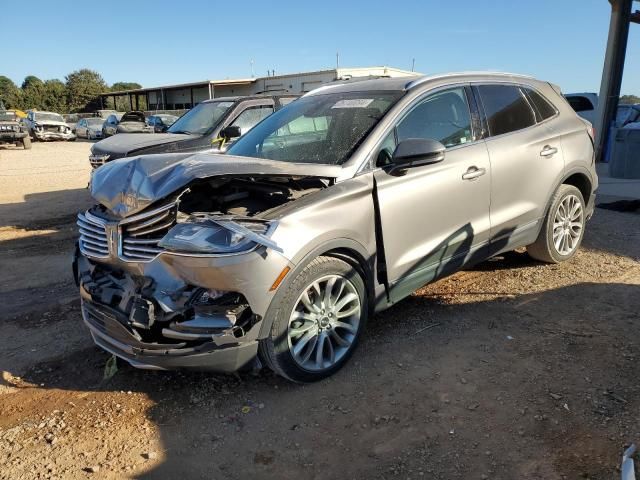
(22, 137, 32, 150)
(528, 184, 585, 263)
(259, 256, 368, 383)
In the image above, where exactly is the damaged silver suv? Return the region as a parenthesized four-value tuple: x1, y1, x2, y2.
(75, 73, 597, 382)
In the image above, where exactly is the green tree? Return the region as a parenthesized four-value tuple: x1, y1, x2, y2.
(42, 79, 67, 112)
(0, 76, 23, 109)
(620, 94, 640, 105)
(65, 69, 108, 112)
(21, 75, 46, 110)
(111, 82, 142, 92)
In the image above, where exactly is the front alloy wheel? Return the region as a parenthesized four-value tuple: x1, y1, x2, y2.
(259, 256, 367, 382)
(287, 274, 361, 371)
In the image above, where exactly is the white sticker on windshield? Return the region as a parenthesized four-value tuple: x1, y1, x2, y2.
(332, 99, 374, 109)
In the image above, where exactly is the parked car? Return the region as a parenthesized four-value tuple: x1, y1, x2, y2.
(116, 111, 149, 134)
(24, 110, 75, 141)
(147, 114, 178, 133)
(564, 93, 598, 124)
(75, 73, 597, 382)
(76, 118, 106, 140)
(88, 94, 298, 168)
(101, 113, 124, 138)
(0, 110, 31, 149)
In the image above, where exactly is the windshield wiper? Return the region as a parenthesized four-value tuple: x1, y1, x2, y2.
(169, 130, 194, 135)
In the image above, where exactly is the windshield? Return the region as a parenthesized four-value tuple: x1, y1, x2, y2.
(86, 118, 104, 126)
(167, 101, 234, 135)
(35, 112, 64, 123)
(227, 91, 403, 164)
(0, 111, 17, 122)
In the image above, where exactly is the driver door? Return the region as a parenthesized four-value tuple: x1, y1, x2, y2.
(372, 86, 491, 302)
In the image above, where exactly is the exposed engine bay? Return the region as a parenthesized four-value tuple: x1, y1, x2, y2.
(175, 175, 328, 219)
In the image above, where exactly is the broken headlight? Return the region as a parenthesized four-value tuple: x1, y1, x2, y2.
(158, 217, 279, 254)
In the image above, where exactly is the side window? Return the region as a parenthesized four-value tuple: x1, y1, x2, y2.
(231, 106, 274, 135)
(396, 87, 473, 148)
(478, 85, 536, 136)
(523, 88, 557, 122)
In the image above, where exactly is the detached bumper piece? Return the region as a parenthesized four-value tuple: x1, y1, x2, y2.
(78, 259, 260, 372)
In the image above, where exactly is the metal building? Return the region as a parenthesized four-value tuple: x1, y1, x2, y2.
(101, 66, 419, 111)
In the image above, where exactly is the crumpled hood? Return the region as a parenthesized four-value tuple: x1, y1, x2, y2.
(92, 132, 190, 155)
(90, 152, 341, 218)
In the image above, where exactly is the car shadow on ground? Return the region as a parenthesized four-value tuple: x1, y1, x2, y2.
(6, 271, 639, 479)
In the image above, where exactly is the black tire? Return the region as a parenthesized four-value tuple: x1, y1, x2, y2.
(259, 256, 368, 383)
(22, 137, 32, 150)
(527, 184, 586, 263)
(30, 130, 37, 142)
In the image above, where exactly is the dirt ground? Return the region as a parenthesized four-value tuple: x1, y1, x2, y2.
(0, 141, 639, 480)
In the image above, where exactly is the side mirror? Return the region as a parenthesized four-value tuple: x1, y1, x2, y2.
(220, 125, 242, 140)
(389, 138, 445, 174)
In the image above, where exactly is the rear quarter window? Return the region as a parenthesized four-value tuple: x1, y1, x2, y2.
(523, 88, 557, 122)
(478, 84, 537, 137)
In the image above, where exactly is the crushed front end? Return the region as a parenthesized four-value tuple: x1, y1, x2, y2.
(73, 154, 334, 372)
(32, 123, 75, 141)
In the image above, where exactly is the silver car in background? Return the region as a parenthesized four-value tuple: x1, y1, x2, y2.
(75, 72, 597, 383)
(76, 118, 105, 140)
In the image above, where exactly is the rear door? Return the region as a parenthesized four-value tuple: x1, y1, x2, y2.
(373, 86, 492, 301)
(475, 84, 565, 252)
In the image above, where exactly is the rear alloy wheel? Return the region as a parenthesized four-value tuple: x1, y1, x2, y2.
(528, 184, 585, 263)
(259, 256, 367, 382)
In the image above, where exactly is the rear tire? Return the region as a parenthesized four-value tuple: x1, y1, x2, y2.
(22, 137, 32, 150)
(259, 256, 367, 383)
(527, 184, 585, 263)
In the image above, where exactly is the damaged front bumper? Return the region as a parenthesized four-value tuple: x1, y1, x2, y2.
(74, 239, 292, 372)
(33, 130, 75, 141)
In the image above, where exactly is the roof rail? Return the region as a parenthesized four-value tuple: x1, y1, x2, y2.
(405, 71, 536, 90)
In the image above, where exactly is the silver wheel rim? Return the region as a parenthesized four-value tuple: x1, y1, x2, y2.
(552, 194, 583, 255)
(287, 274, 361, 372)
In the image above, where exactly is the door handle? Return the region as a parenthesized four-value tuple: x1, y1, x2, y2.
(462, 167, 486, 181)
(540, 145, 558, 157)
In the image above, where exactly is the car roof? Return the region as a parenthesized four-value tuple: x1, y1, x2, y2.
(304, 72, 544, 96)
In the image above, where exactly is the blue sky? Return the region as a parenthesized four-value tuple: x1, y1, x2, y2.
(2, 0, 640, 94)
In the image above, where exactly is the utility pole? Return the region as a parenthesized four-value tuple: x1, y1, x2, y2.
(411, 58, 416, 72)
(336, 52, 340, 70)
(250, 59, 255, 78)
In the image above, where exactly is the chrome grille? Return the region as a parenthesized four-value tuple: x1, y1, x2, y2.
(77, 211, 109, 258)
(120, 203, 177, 261)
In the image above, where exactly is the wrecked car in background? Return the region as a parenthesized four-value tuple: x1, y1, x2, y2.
(116, 111, 151, 134)
(0, 110, 31, 149)
(74, 73, 597, 382)
(24, 110, 76, 141)
(88, 94, 298, 169)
